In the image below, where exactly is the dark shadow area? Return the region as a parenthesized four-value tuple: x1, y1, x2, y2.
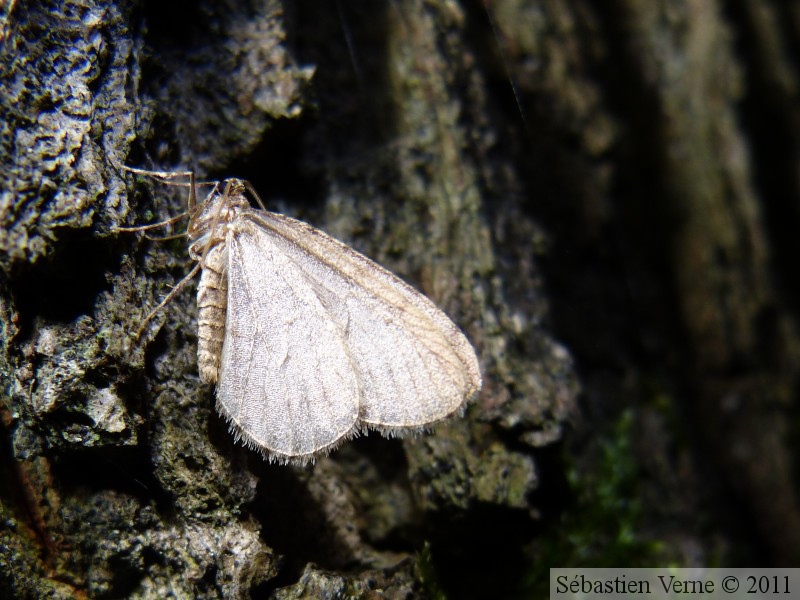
(461, 0, 534, 140)
(335, 435, 424, 550)
(50, 444, 170, 513)
(289, 0, 395, 160)
(0, 405, 54, 561)
(12, 233, 119, 333)
(105, 554, 147, 599)
(429, 504, 537, 600)
(139, 0, 220, 53)
(724, 1, 800, 316)
(249, 464, 358, 588)
(226, 114, 324, 214)
(525, 441, 572, 524)
(343, 433, 409, 470)
(248, 436, 419, 595)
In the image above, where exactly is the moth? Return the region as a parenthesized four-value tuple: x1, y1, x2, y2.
(119, 167, 482, 464)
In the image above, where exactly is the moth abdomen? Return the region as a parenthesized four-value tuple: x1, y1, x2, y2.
(197, 248, 228, 385)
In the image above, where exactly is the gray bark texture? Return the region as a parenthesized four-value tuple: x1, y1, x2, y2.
(1, 0, 799, 598)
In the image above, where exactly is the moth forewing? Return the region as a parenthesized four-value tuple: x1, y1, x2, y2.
(233, 209, 481, 430)
(217, 217, 363, 462)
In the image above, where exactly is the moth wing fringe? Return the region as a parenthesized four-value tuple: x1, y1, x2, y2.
(215, 399, 361, 466)
(358, 402, 470, 440)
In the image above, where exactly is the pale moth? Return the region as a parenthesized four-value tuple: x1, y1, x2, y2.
(119, 167, 482, 464)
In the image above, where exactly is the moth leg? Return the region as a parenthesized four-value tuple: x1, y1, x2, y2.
(135, 263, 201, 340)
(117, 163, 195, 182)
(114, 164, 221, 236)
(116, 163, 199, 211)
(113, 211, 189, 235)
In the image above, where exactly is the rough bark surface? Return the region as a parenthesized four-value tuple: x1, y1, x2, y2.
(1, 0, 799, 598)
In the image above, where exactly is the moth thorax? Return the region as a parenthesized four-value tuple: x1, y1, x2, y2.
(188, 195, 246, 253)
(196, 244, 228, 384)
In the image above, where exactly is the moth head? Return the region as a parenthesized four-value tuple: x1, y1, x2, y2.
(187, 179, 251, 243)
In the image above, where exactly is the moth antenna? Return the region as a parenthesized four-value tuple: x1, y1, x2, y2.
(188, 171, 197, 210)
(242, 180, 267, 210)
(135, 263, 201, 340)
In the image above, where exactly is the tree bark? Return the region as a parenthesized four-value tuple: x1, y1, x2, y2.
(1, 0, 799, 598)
